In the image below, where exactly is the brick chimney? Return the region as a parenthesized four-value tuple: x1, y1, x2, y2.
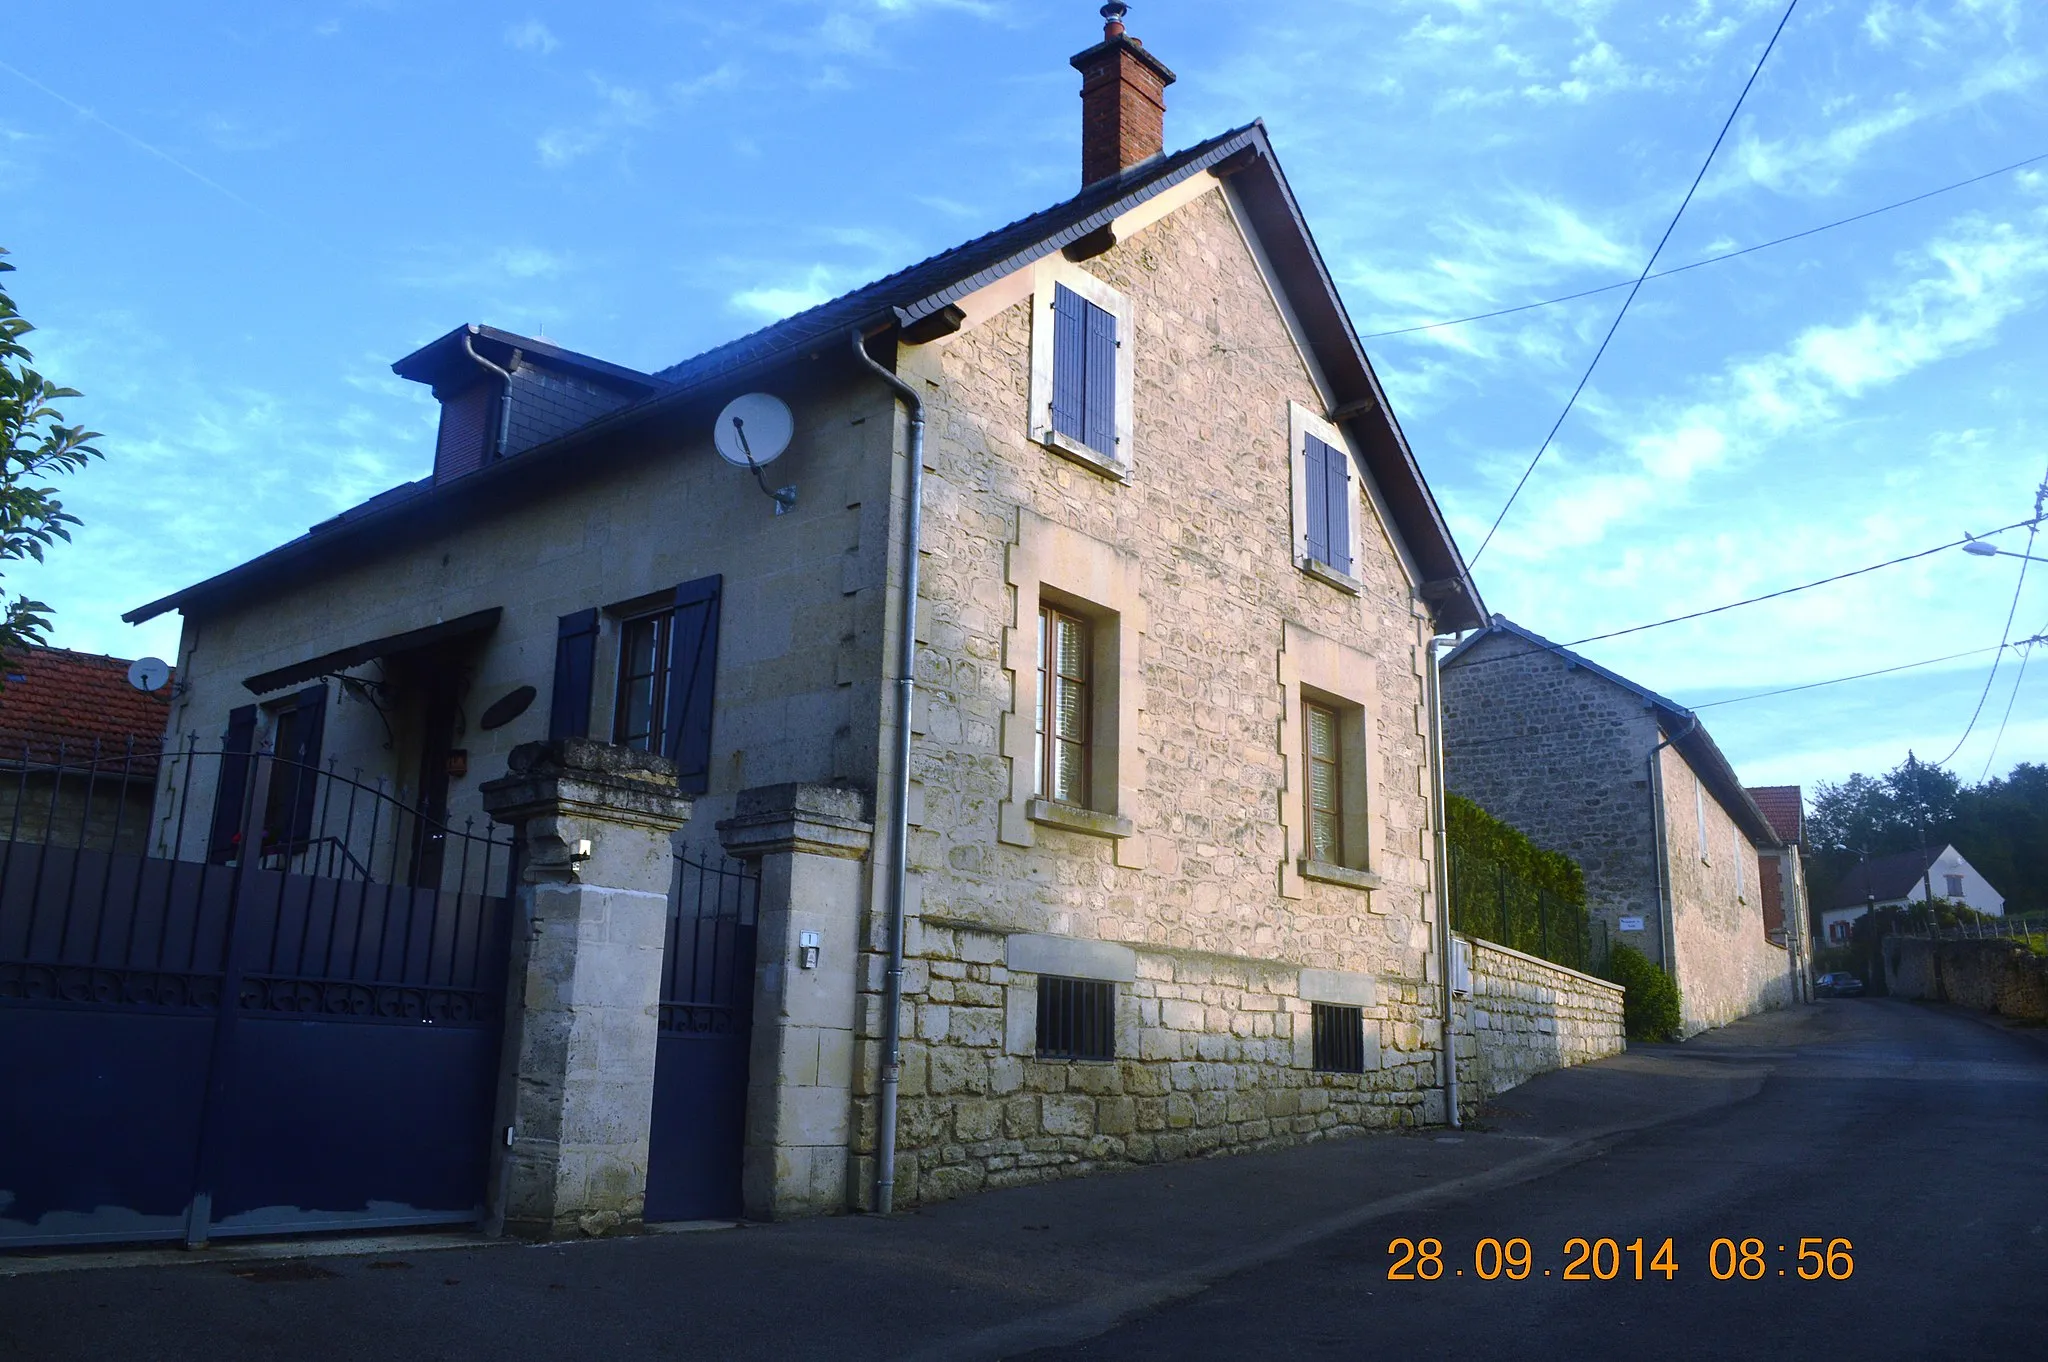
(1070, 3, 1177, 187)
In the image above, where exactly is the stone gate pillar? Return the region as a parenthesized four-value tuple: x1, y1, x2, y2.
(716, 783, 873, 1220)
(479, 739, 691, 1239)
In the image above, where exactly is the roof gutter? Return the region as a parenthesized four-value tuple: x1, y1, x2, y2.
(847, 326, 923, 1216)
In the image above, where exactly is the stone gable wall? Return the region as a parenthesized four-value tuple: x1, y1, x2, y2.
(1441, 634, 1664, 961)
(858, 182, 1448, 1205)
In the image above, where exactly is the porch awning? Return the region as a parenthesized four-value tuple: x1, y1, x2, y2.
(242, 607, 503, 695)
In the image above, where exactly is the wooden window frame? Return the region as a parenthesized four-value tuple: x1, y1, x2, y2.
(1304, 699, 1344, 866)
(612, 609, 673, 755)
(1036, 604, 1093, 809)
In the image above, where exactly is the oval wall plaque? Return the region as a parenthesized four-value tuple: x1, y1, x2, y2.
(478, 684, 538, 731)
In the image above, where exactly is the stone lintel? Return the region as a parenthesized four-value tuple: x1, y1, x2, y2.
(717, 782, 875, 861)
(1006, 932, 1137, 983)
(1298, 967, 1379, 1008)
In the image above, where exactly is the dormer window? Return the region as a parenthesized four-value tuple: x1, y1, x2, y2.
(1029, 261, 1134, 480)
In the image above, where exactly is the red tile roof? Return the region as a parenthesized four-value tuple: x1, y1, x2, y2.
(1745, 785, 1804, 847)
(0, 646, 173, 759)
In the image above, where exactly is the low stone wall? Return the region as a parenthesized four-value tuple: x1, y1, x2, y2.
(1884, 937, 2048, 1023)
(883, 925, 1445, 1208)
(1454, 935, 1626, 1110)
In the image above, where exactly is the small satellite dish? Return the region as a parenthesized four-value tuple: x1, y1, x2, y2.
(714, 393, 794, 468)
(127, 656, 171, 693)
(478, 684, 538, 731)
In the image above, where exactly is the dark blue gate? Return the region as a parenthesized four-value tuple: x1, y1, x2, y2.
(644, 851, 758, 1223)
(0, 737, 512, 1248)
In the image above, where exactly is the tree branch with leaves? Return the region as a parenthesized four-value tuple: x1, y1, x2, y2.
(0, 247, 104, 664)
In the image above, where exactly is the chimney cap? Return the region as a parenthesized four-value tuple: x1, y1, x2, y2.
(1070, 6, 1177, 85)
(1101, 2, 1129, 38)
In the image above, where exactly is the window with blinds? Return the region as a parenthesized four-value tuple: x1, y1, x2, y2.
(1050, 283, 1118, 457)
(1301, 434, 1353, 576)
(1305, 700, 1343, 864)
(1037, 605, 1092, 806)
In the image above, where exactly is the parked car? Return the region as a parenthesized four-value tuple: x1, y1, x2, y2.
(1815, 972, 1865, 998)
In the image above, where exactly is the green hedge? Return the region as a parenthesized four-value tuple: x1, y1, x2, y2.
(1605, 943, 1683, 1041)
(1446, 793, 1594, 972)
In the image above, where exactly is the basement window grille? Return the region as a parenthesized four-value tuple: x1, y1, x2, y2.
(1312, 1003, 1366, 1074)
(1036, 975, 1117, 1061)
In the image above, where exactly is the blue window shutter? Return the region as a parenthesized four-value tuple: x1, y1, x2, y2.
(209, 705, 258, 865)
(662, 575, 722, 795)
(283, 684, 328, 846)
(1083, 295, 1118, 456)
(1303, 436, 1331, 565)
(1051, 284, 1087, 443)
(550, 608, 600, 740)
(1320, 436, 1353, 576)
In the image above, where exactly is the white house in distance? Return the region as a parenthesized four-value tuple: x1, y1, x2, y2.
(1818, 845, 2006, 944)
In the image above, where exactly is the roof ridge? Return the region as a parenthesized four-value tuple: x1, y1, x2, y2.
(649, 123, 1260, 386)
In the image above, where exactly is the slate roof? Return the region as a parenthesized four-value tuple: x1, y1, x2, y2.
(0, 646, 173, 764)
(1441, 615, 1784, 848)
(1823, 847, 1949, 911)
(1745, 785, 1805, 847)
(126, 121, 1483, 631)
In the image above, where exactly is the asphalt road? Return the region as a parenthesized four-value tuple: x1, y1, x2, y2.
(1024, 999, 2048, 1362)
(4, 999, 2043, 1361)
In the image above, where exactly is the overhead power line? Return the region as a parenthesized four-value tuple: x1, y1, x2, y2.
(1687, 642, 2013, 710)
(1561, 516, 2043, 648)
(1470, 0, 1803, 567)
(1360, 150, 2048, 342)
(1977, 635, 2036, 780)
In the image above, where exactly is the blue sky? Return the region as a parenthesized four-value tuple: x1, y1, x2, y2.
(3, 0, 2044, 794)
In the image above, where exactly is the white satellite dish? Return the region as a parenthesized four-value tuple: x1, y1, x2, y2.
(714, 393, 794, 469)
(127, 656, 171, 693)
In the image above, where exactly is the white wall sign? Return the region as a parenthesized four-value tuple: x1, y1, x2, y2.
(1619, 915, 1646, 933)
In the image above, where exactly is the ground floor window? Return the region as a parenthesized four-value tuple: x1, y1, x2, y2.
(1036, 975, 1116, 1061)
(1311, 1002, 1366, 1074)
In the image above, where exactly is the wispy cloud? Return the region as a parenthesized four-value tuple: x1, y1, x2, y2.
(505, 19, 559, 55)
(534, 66, 737, 167)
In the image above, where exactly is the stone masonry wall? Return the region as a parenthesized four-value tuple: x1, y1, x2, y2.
(856, 179, 1449, 1206)
(889, 925, 1437, 1202)
(1883, 936, 2048, 1022)
(1441, 633, 1666, 964)
(1454, 934, 1624, 1110)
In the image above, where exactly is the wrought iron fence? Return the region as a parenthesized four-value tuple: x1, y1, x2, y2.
(660, 851, 760, 1036)
(0, 738, 514, 1022)
(1447, 847, 1598, 975)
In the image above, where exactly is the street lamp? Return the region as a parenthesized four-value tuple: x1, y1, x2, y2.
(1962, 540, 2048, 564)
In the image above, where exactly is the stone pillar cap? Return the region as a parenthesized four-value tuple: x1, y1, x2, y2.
(717, 782, 874, 860)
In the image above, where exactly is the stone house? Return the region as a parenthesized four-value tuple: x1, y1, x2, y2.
(112, 10, 1542, 1233)
(1745, 784, 1813, 1000)
(0, 645, 173, 854)
(1440, 617, 1799, 1034)
(1819, 845, 2005, 943)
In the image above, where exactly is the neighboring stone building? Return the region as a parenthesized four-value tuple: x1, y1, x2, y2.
(0, 645, 173, 853)
(1440, 617, 1798, 1035)
(114, 10, 1517, 1232)
(1819, 844, 2005, 943)
(1746, 784, 1813, 1002)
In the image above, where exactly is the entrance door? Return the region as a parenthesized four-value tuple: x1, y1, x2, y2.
(644, 852, 758, 1222)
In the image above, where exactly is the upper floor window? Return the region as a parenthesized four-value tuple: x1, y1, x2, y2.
(1037, 605, 1092, 807)
(1029, 262, 1134, 480)
(1945, 874, 1965, 899)
(550, 575, 723, 795)
(1287, 403, 1363, 592)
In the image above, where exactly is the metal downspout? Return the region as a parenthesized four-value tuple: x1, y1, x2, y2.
(849, 326, 925, 1215)
(1425, 634, 1461, 1128)
(1647, 716, 1697, 983)
(462, 332, 516, 458)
